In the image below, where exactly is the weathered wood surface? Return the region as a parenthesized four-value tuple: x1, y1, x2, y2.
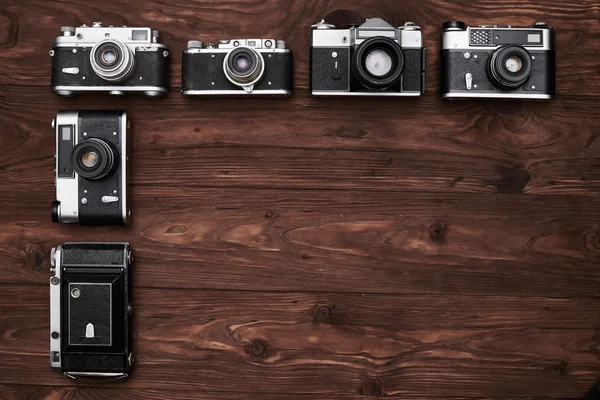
(0, 0, 599, 398)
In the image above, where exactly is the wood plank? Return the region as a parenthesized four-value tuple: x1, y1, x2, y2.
(0, 385, 564, 400)
(0, 0, 599, 97)
(0, 189, 598, 297)
(0, 87, 599, 195)
(0, 286, 598, 398)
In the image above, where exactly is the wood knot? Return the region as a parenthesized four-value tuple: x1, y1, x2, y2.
(494, 168, 530, 195)
(323, 10, 364, 27)
(25, 243, 49, 271)
(429, 223, 445, 241)
(552, 360, 569, 376)
(363, 379, 383, 396)
(246, 340, 267, 359)
(166, 225, 187, 234)
(264, 211, 274, 220)
(314, 305, 332, 324)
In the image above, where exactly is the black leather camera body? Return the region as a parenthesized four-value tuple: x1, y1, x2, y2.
(50, 22, 169, 97)
(182, 39, 293, 96)
(51, 110, 130, 225)
(50, 242, 133, 379)
(440, 21, 555, 99)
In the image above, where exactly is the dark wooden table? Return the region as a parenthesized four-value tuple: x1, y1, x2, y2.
(1, 0, 599, 399)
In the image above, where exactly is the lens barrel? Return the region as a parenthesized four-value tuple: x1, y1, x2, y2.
(488, 45, 533, 90)
(72, 138, 116, 180)
(352, 37, 404, 90)
(223, 47, 265, 88)
(90, 39, 135, 82)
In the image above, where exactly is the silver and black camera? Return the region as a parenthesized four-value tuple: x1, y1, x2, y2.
(51, 110, 130, 225)
(310, 18, 425, 96)
(440, 21, 555, 99)
(182, 39, 293, 96)
(50, 242, 133, 379)
(50, 22, 169, 97)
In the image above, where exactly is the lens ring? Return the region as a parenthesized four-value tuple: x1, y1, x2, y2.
(72, 138, 116, 180)
(90, 39, 135, 82)
(488, 45, 533, 90)
(352, 37, 404, 90)
(223, 47, 265, 88)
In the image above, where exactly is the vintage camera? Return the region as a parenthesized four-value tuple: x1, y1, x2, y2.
(50, 242, 133, 379)
(50, 22, 169, 97)
(440, 21, 555, 99)
(51, 110, 130, 225)
(182, 39, 293, 96)
(311, 18, 425, 96)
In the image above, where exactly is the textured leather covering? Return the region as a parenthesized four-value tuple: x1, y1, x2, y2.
(76, 110, 126, 225)
(51, 47, 168, 88)
(182, 51, 293, 92)
(441, 50, 555, 95)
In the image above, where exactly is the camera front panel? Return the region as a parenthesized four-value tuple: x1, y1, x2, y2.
(441, 49, 555, 97)
(51, 47, 168, 94)
(53, 110, 129, 225)
(182, 51, 293, 94)
(50, 243, 132, 378)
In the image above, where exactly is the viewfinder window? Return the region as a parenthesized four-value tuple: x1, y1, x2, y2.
(132, 30, 148, 41)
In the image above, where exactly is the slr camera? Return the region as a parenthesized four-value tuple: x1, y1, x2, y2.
(310, 18, 425, 96)
(50, 242, 133, 379)
(50, 22, 169, 97)
(182, 38, 293, 96)
(51, 110, 130, 225)
(440, 21, 555, 99)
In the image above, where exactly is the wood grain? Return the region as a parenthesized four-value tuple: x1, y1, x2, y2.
(1, 286, 600, 398)
(0, 0, 599, 399)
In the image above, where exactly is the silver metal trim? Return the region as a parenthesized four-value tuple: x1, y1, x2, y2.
(52, 85, 167, 95)
(64, 372, 128, 379)
(182, 89, 292, 96)
(50, 246, 63, 369)
(441, 26, 553, 51)
(68, 282, 112, 346)
(312, 91, 422, 97)
(55, 111, 80, 224)
(184, 48, 290, 54)
(441, 92, 553, 99)
(120, 111, 129, 225)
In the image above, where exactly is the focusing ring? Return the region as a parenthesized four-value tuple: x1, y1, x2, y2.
(72, 138, 116, 180)
(352, 37, 405, 90)
(223, 47, 265, 88)
(90, 39, 135, 82)
(488, 45, 533, 90)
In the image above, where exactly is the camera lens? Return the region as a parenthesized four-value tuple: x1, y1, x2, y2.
(90, 39, 135, 82)
(100, 48, 118, 66)
(81, 151, 99, 168)
(488, 45, 533, 90)
(505, 56, 523, 73)
(352, 37, 404, 90)
(233, 54, 252, 73)
(224, 47, 265, 88)
(72, 138, 116, 180)
(364, 49, 393, 77)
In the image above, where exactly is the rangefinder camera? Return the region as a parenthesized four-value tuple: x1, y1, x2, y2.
(50, 22, 169, 97)
(440, 21, 555, 99)
(182, 38, 293, 96)
(51, 110, 130, 225)
(311, 18, 425, 96)
(50, 242, 133, 379)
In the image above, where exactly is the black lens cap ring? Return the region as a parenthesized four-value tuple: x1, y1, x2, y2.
(488, 45, 533, 90)
(352, 36, 404, 90)
(72, 138, 116, 180)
